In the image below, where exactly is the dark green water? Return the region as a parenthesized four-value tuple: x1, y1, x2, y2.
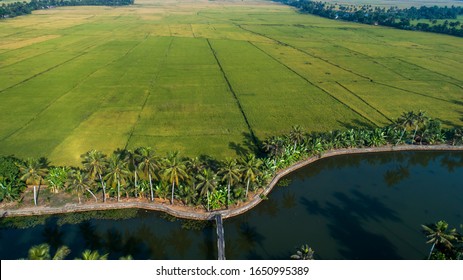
(1, 151, 462, 260)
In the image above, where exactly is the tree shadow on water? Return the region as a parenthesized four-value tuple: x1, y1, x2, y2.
(301, 190, 402, 259)
(42, 217, 64, 250)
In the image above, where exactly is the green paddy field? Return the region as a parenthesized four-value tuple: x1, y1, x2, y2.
(1, 0, 462, 165)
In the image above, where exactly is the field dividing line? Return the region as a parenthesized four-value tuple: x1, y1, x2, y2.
(395, 57, 463, 85)
(190, 24, 197, 38)
(335, 82, 393, 123)
(206, 39, 259, 148)
(0, 39, 148, 142)
(0, 33, 115, 94)
(0, 51, 88, 94)
(372, 80, 461, 105)
(236, 24, 373, 81)
(247, 41, 377, 127)
(124, 36, 174, 150)
(0, 49, 56, 69)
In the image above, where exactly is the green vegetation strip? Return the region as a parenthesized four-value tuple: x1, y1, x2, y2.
(2, 144, 463, 220)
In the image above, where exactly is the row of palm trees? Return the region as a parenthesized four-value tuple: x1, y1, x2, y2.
(15, 148, 268, 211)
(3, 110, 463, 209)
(26, 243, 131, 260)
(261, 111, 463, 170)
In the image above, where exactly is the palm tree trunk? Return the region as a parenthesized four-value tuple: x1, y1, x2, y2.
(78, 193, 81, 204)
(149, 174, 153, 202)
(86, 189, 98, 202)
(246, 178, 250, 197)
(428, 242, 436, 260)
(134, 170, 138, 198)
(117, 180, 120, 202)
(171, 181, 175, 205)
(227, 181, 231, 208)
(33, 186, 37, 206)
(413, 125, 419, 144)
(396, 129, 406, 145)
(207, 190, 210, 212)
(99, 173, 106, 203)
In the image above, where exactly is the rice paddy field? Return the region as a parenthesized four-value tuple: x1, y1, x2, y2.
(1, 0, 462, 165)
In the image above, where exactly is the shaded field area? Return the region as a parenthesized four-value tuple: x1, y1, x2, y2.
(1, 0, 462, 165)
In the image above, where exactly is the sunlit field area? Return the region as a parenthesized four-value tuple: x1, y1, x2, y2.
(1, 0, 462, 165)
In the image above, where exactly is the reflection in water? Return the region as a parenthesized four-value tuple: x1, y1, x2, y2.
(0, 151, 462, 259)
(384, 165, 410, 187)
(43, 218, 64, 250)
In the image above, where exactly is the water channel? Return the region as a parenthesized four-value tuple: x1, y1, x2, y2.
(1, 151, 462, 259)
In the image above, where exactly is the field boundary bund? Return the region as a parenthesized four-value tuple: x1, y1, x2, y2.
(1, 144, 463, 220)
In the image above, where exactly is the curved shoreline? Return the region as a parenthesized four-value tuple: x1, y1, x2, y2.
(1, 144, 462, 220)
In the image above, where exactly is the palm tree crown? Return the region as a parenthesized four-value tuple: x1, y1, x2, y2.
(163, 151, 188, 205)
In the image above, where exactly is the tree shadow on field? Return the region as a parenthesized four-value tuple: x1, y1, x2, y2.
(229, 132, 263, 158)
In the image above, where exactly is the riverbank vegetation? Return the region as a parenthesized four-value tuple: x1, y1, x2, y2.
(275, 0, 463, 37)
(1, 111, 462, 212)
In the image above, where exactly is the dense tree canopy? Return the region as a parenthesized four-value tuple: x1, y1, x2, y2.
(274, 0, 463, 37)
(0, 0, 134, 19)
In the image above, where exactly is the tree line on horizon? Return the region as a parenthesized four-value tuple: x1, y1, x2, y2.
(1, 110, 463, 209)
(274, 0, 463, 37)
(0, 0, 134, 19)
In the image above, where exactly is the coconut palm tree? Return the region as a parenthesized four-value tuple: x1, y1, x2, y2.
(412, 110, 428, 143)
(163, 151, 188, 205)
(18, 158, 48, 206)
(27, 243, 70, 260)
(104, 154, 131, 202)
(239, 154, 262, 197)
(67, 169, 98, 204)
(218, 158, 241, 207)
(186, 157, 203, 190)
(291, 244, 315, 260)
(422, 220, 458, 259)
(262, 136, 285, 160)
(76, 250, 108, 260)
(135, 147, 159, 202)
(126, 149, 139, 197)
(289, 125, 305, 150)
(81, 150, 108, 202)
(395, 111, 415, 145)
(196, 168, 217, 211)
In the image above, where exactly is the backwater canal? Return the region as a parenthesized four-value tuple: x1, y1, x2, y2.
(1, 151, 462, 259)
